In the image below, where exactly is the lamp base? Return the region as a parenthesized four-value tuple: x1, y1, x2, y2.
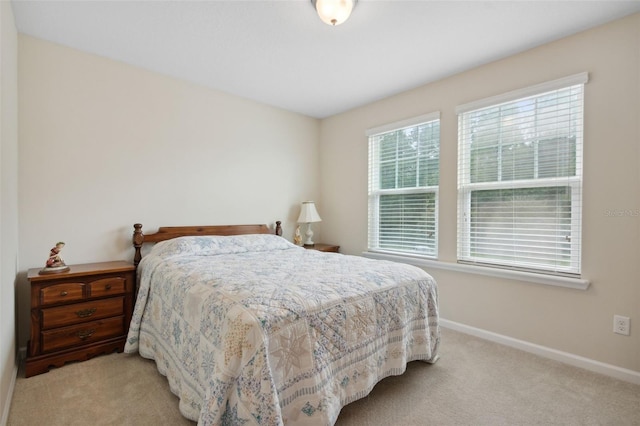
(303, 224, 315, 246)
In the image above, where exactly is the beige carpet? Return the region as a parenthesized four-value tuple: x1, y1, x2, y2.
(8, 328, 640, 425)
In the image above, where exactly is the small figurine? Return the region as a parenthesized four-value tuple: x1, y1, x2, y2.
(40, 242, 70, 274)
(293, 226, 303, 246)
(46, 242, 66, 267)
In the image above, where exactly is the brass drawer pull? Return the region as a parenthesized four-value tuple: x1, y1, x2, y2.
(60, 291, 68, 296)
(76, 329, 95, 341)
(105, 284, 112, 290)
(75, 308, 97, 318)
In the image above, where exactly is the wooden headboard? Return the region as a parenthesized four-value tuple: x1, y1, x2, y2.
(132, 221, 282, 266)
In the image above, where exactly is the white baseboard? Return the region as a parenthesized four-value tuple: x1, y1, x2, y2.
(0, 363, 18, 426)
(440, 318, 640, 386)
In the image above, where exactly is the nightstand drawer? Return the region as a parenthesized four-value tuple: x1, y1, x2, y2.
(41, 316, 124, 353)
(41, 297, 125, 330)
(40, 282, 85, 305)
(88, 277, 127, 297)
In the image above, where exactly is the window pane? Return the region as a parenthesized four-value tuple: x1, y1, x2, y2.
(380, 160, 396, 190)
(470, 146, 499, 183)
(538, 137, 576, 178)
(458, 77, 584, 275)
(368, 115, 440, 258)
(467, 88, 580, 184)
(418, 121, 440, 187)
(501, 141, 535, 181)
(469, 187, 572, 270)
(374, 122, 440, 190)
(398, 159, 417, 188)
(379, 193, 436, 255)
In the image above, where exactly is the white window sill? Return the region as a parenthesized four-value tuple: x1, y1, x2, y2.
(361, 251, 590, 290)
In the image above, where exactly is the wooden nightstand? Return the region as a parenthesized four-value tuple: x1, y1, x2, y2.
(304, 243, 340, 253)
(25, 261, 135, 377)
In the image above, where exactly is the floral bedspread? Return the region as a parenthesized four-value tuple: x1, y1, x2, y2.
(124, 234, 439, 425)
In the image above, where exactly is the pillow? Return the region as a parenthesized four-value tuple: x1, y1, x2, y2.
(149, 234, 297, 259)
(223, 234, 297, 253)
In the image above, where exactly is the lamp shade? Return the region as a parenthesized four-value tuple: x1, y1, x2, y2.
(297, 201, 322, 223)
(312, 0, 356, 26)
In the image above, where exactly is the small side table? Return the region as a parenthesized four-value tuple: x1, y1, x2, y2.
(304, 243, 340, 253)
(25, 261, 135, 377)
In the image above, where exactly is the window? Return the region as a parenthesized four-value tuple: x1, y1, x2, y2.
(368, 113, 440, 257)
(457, 73, 587, 276)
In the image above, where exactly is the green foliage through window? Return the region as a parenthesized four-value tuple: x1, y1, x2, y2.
(369, 117, 440, 257)
(458, 78, 584, 275)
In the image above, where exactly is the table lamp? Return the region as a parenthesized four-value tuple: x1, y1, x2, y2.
(297, 201, 322, 246)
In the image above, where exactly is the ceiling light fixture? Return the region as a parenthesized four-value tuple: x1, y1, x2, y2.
(311, 0, 357, 26)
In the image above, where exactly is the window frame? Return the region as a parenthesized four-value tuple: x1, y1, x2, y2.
(456, 73, 588, 276)
(367, 112, 441, 258)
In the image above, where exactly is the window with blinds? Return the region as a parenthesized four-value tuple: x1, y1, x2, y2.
(457, 73, 587, 276)
(368, 113, 440, 257)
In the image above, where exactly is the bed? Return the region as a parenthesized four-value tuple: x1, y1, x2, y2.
(124, 223, 440, 425)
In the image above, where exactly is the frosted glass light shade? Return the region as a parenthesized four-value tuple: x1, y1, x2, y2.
(312, 0, 356, 26)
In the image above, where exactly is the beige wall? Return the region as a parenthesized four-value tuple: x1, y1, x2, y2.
(17, 35, 321, 347)
(1, 0, 19, 422)
(320, 14, 640, 372)
(12, 10, 640, 381)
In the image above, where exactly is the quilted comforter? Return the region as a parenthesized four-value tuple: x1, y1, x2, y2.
(124, 234, 439, 425)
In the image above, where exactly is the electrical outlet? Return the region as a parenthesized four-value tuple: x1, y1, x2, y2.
(613, 315, 630, 336)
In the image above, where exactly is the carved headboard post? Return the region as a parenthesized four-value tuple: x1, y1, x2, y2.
(133, 223, 144, 267)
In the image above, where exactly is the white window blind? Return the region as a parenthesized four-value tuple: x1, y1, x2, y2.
(457, 73, 587, 276)
(368, 113, 440, 257)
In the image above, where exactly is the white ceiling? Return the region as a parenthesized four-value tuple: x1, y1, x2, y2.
(11, 0, 640, 118)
